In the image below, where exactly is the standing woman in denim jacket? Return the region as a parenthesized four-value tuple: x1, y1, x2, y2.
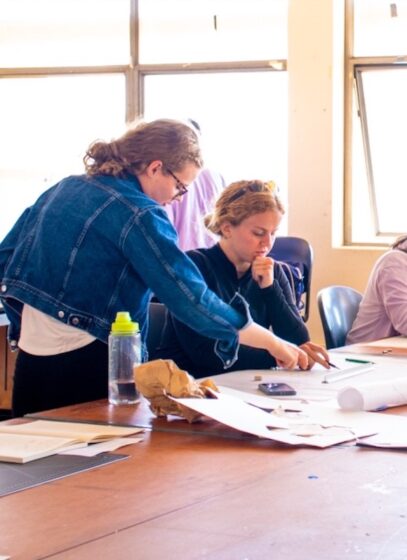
(0, 119, 307, 416)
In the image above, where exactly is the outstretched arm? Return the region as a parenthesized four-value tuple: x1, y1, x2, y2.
(238, 322, 308, 370)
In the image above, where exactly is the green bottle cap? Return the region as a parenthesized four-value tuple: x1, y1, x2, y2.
(111, 311, 139, 334)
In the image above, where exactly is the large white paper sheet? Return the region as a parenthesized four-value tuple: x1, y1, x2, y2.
(208, 368, 337, 402)
(206, 356, 407, 405)
(217, 385, 307, 411)
(216, 388, 407, 434)
(190, 357, 407, 448)
(170, 391, 377, 448)
(170, 391, 289, 432)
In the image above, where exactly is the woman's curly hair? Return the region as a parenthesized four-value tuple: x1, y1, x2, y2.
(83, 119, 203, 177)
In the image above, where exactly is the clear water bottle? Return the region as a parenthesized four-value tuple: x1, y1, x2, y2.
(108, 311, 141, 405)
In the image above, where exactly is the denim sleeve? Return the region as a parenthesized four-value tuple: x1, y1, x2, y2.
(0, 207, 32, 348)
(123, 207, 252, 367)
(162, 291, 275, 376)
(0, 207, 31, 275)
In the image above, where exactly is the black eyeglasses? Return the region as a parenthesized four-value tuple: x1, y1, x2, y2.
(166, 168, 188, 197)
(228, 181, 277, 203)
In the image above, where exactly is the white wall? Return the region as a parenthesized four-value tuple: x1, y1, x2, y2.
(288, 0, 384, 343)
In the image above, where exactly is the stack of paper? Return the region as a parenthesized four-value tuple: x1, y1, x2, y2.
(0, 420, 143, 463)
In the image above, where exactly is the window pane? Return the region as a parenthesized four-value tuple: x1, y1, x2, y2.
(350, 97, 376, 243)
(143, 71, 288, 227)
(1, 0, 130, 67)
(0, 74, 126, 241)
(139, 0, 287, 63)
(354, 0, 407, 56)
(353, 67, 407, 239)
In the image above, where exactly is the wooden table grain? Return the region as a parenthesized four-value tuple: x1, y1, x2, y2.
(1, 398, 407, 559)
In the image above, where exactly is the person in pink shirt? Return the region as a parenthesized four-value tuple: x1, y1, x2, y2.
(347, 234, 407, 344)
(165, 119, 226, 251)
(165, 167, 226, 251)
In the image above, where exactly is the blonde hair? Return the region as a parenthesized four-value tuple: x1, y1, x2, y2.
(83, 119, 203, 177)
(204, 180, 285, 236)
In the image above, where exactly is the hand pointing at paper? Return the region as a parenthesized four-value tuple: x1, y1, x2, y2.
(299, 341, 331, 370)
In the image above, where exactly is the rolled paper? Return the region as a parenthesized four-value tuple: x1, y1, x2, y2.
(337, 377, 407, 411)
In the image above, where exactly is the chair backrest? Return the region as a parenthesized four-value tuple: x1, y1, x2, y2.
(269, 236, 313, 322)
(317, 285, 363, 349)
(146, 302, 167, 355)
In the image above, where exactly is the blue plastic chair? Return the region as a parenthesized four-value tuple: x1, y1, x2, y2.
(317, 285, 363, 349)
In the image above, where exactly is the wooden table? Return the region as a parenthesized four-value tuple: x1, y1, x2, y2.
(1, 395, 407, 559)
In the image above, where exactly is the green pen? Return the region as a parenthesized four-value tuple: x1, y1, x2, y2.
(345, 358, 374, 364)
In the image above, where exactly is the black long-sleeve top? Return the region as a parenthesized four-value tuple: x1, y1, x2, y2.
(153, 244, 310, 378)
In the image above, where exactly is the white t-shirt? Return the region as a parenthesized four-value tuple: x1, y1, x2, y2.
(19, 304, 96, 356)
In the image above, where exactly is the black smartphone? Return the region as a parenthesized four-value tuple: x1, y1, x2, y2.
(258, 382, 296, 396)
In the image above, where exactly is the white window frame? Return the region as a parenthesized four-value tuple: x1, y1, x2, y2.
(345, 0, 407, 246)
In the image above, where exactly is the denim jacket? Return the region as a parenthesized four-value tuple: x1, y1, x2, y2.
(0, 173, 251, 366)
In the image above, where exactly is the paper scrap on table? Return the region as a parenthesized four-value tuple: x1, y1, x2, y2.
(337, 377, 407, 411)
(59, 436, 144, 457)
(259, 426, 369, 448)
(358, 432, 407, 448)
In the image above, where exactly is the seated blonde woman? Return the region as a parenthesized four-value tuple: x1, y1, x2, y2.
(153, 180, 329, 377)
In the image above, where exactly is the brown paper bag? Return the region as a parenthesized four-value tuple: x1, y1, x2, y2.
(135, 359, 218, 422)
